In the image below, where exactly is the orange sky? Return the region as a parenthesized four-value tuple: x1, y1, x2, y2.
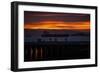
(24, 21, 90, 31)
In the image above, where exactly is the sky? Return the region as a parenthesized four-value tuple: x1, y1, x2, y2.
(24, 11, 90, 31)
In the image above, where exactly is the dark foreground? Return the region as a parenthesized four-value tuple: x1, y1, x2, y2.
(24, 42, 90, 62)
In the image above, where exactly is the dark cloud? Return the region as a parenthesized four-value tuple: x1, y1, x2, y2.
(24, 11, 90, 24)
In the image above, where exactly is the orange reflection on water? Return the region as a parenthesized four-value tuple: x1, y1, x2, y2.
(24, 21, 90, 30)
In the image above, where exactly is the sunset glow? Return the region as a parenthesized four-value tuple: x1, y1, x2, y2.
(24, 21, 90, 30)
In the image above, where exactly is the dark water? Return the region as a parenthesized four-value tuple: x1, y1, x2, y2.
(24, 41, 90, 62)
